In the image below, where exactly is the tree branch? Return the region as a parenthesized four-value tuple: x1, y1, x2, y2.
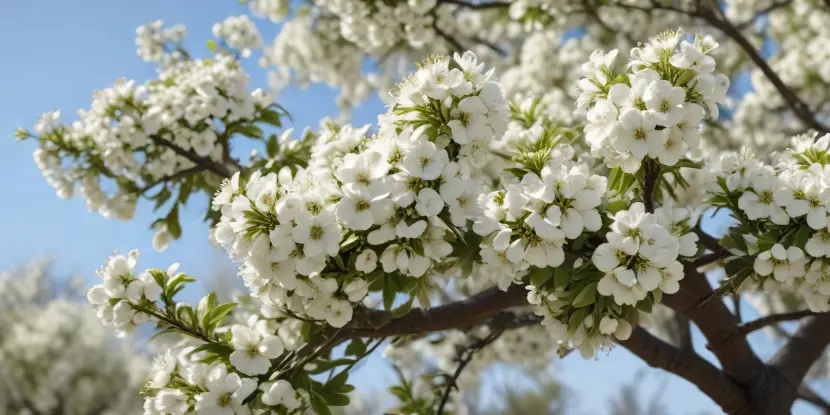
(150, 135, 233, 178)
(700, 8, 828, 134)
(439, 0, 512, 10)
(735, 1, 791, 29)
(798, 385, 830, 413)
(642, 159, 659, 212)
(736, 310, 820, 336)
(436, 323, 507, 414)
(769, 313, 830, 396)
(139, 165, 206, 194)
(612, 0, 828, 135)
(663, 266, 767, 389)
(692, 250, 730, 267)
(619, 326, 749, 413)
(348, 284, 527, 337)
(432, 23, 466, 55)
(694, 228, 723, 253)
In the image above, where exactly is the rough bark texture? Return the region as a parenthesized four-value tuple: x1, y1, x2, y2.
(344, 261, 830, 414)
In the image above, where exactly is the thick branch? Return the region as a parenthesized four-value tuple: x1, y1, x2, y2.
(348, 284, 527, 337)
(619, 326, 749, 413)
(736, 310, 820, 336)
(663, 266, 766, 389)
(769, 313, 830, 395)
(799, 385, 830, 413)
(150, 135, 233, 178)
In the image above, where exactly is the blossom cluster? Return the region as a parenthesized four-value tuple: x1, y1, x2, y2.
(211, 51, 509, 328)
(708, 133, 830, 312)
(576, 30, 729, 173)
(526, 202, 696, 358)
(212, 15, 262, 58)
(136, 20, 187, 63)
(21, 52, 291, 250)
(473, 154, 606, 290)
(592, 203, 689, 305)
(247, 0, 290, 22)
(258, 11, 377, 113)
(313, 0, 437, 51)
(0, 260, 147, 414)
(85, 251, 343, 415)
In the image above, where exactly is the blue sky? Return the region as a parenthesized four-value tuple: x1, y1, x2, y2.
(0, 1, 821, 413)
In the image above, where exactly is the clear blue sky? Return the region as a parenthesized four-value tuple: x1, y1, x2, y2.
(0, 1, 820, 413)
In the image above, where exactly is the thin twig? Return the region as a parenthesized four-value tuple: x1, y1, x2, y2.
(139, 166, 206, 194)
(735, 0, 791, 29)
(436, 325, 506, 414)
(612, 0, 829, 135)
(150, 135, 233, 178)
(694, 228, 723, 253)
(432, 22, 466, 54)
(732, 293, 742, 323)
(692, 250, 730, 268)
(735, 310, 820, 336)
(643, 159, 659, 212)
(439, 0, 512, 10)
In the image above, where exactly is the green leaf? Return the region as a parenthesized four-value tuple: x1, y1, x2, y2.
(635, 295, 654, 313)
(203, 303, 237, 330)
(307, 358, 357, 375)
(265, 134, 278, 158)
(232, 124, 264, 139)
(410, 239, 424, 257)
(206, 39, 217, 52)
(301, 321, 312, 342)
(344, 339, 366, 357)
(340, 234, 360, 250)
(310, 391, 333, 415)
(675, 69, 696, 86)
(188, 342, 233, 357)
(724, 256, 753, 279)
(334, 254, 346, 271)
(152, 187, 173, 211)
(792, 225, 812, 249)
(198, 292, 218, 321)
(612, 73, 630, 86)
(567, 307, 589, 335)
(165, 273, 196, 300)
(572, 282, 598, 307)
(391, 296, 414, 318)
(652, 288, 663, 305)
(326, 393, 350, 407)
(528, 267, 553, 287)
(505, 168, 527, 178)
(165, 204, 182, 239)
(178, 177, 194, 204)
(326, 371, 349, 390)
(382, 275, 396, 311)
(258, 108, 283, 127)
(147, 269, 168, 289)
(553, 267, 571, 290)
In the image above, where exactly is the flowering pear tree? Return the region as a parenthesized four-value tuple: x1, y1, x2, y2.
(15, 0, 830, 414)
(0, 259, 148, 414)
